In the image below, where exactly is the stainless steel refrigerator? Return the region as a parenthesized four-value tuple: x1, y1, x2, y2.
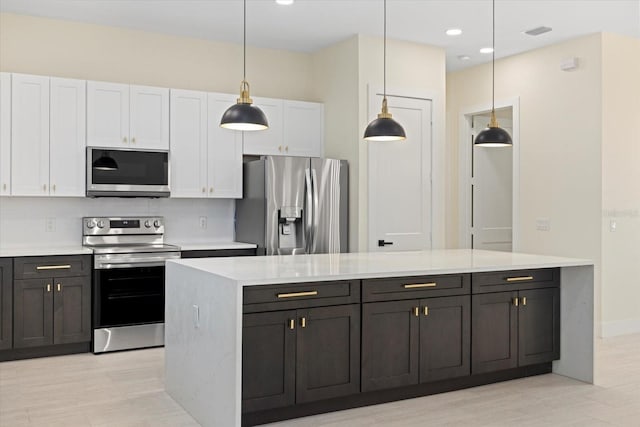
(236, 156, 348, 255)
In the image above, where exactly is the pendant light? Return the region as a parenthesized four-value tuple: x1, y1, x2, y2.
(92, 151, 118, 171)
(474, 0, 512, 147)
(363, 0, 406, 142)
(220, 0, 268, 131)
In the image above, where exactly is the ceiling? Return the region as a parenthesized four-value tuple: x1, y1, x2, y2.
(1, 0, 639, 71)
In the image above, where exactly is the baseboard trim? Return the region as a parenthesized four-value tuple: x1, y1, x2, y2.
(0, 342, 90, 362)
(601, 319, 640, 337)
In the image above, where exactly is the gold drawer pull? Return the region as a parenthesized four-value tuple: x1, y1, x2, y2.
(404, 283, 437, 289)
(277, 291, 318, 299)
(506, 276, 533, 282)
(36, 265, 72, 270)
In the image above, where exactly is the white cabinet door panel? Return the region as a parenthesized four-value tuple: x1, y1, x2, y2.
(87, 81, 129, 148)
(170, 89, 208, 198)
(208, 93, 242, 199)
(283, 101, 323, 157)
(130, 85, 169, 150)
(50, 78, 86, 197)
(242, 96, 283, 156)
(0, 73, 10, 195)
(11, 74, 50, 196)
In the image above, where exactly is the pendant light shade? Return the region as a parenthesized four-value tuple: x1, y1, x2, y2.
(220, 0, 268, 132)
(363, 0, 405, 142)
(92, 152, 118, 171)
(474, 0, 512, 147)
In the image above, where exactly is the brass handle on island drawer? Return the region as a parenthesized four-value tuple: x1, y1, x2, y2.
(57, 283, 61, 292)
(513, 297, 519, 307)
(404, 283, 437, 289)
(301, 317, 307, 328)
(36, 265, 71, 270)
(521, 297, 527, 306)
(289, 319, 295, 330)
(506, 276, 533, 282)
(413, 307, 419, 317)
(424, 306, 429, 316)
(277, 291, 318, 299)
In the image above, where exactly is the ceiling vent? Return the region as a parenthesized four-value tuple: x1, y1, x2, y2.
(524, 26, 552, 36)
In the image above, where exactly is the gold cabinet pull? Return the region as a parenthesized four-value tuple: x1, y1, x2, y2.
(285, 146, 289, 152)
(413, 306, 419, 317)
(57, 283, 61, 292)
(423, 306, 429, 316)
(202, 187, 206, 193)
(2, 183, 6, 191)
(300, 317, 307, 328)
(131, 137, 136, 144)
(123, 136, 128, 143)
(404, 283, 437, 289)
(521, 296, 527, 306)
(278, 145, 283, 152)
(513, 297, 519, 307)
(36, 264, 71, 270)
(277, 291, 318, 299)
(209, 187, 214, 193)
(52, 184, 56, 192)
(43, 184, 47, 191)
(46, 284, 51, 292)
(289, 319, 295, 330)
(506, 276, 534, 282)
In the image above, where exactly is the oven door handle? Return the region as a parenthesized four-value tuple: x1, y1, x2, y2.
(95, 261, 170, 269)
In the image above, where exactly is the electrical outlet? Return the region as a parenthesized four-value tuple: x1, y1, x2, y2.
(45, 217, 56, 232)
(199, 216, 207, 229)
(193, 305, 200, 329)
(536, 218, 550, 232)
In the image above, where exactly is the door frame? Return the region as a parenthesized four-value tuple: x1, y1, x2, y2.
(367, 85, 444, 251)
(458, 97, 521, 250)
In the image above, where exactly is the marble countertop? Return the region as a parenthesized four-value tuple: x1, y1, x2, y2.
(171, 241, 257, 251)
(0, 246, 94, 258)
(168, 249, 592, 286)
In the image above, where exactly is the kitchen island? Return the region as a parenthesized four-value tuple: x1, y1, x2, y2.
(165, 249, 594, 427)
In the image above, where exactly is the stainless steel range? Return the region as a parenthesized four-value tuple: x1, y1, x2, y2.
(82, 216, 180, 353)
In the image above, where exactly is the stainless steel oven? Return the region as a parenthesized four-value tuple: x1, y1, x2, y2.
(83, 216, 180, 353)
(86, 147, 170, 197)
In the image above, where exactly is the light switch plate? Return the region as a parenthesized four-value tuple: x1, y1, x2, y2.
(610, 220, 617, 232)
(536, 218, 550, 231)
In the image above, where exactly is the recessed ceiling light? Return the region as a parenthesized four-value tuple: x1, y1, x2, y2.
(480, 47, 494, 54)
(446, 28, 463, 36)
(458, 55, 471, 61)
(275, 0, 294, 5)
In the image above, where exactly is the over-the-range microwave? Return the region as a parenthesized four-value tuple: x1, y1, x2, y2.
(86, 147, 170, 197)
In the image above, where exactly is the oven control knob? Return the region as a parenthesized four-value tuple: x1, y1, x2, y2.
(96, 220, 105, 229)
(144, 220, 152, 228)
(86, 220, 96, 229)
(153, 220, 162, 228)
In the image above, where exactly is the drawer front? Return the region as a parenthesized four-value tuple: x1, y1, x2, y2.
(362, 274, 470, 302)
(472, 268, 559, 294)
(13, 255, 91, 280)
(243, 280, 360, 313)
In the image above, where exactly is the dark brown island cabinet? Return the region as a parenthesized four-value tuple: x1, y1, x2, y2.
(1, 255, 92, 361)
(242, 269, 561, 426)
(0, 259, 12, 351)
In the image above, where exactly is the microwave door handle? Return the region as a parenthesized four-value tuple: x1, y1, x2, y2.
(305, 168, 313, 254)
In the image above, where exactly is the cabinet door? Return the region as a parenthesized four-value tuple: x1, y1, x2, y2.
(49, 78, 86, 197)
(242, 310, 296, 413)
(362, 300, 419, 392)
(170, 89, 208, 198)
(87, 81, 129, 147)
(472, 291, 518, 374)
(208, 93, 243, 198)
(0, 73, 10, 195)
(0, 259, 12, 350)
(518, 288, 560, 366)
(130, 85, 169, 150)
(53, 276, 91, 344)
(283, 101, 323, 157)
(13, 279, 54, 348)
(419, 295, 470, 383)
(296, 304, 360, 403)
(242, 97, 284, 156)
(11, 74, 50, 196)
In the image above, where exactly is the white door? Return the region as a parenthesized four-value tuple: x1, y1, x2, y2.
(0, 72, 10, 195)
(87, 81, 129, 148)
(49, 78, 86, 197)
(170, 89, 208, 198)
(11, 74, 50, 196)
(130, 85, 169, 150)
(242, 96, 283, 156)
(208, 93, 243, 198)
(368, 95, 432, 251)
(471, 113, 513, 251)
(283, 100, 323, 157)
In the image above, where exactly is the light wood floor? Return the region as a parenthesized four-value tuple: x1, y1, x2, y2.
(1, 334, 639, 426)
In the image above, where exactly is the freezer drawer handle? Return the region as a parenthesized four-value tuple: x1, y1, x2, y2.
(506, 276, 534, 282)
(277, 291, 318, 299)
(378, 240, 394, 247)
(36, 264, 72, 270)
(404, 283, 437, 289)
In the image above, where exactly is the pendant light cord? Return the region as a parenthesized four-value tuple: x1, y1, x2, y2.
(491, 0, 495, 113)
(383, 0, 387, 98)
(243, 0, 247, 82)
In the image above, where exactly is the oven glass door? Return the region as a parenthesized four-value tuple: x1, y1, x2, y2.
(94, 266, 165, 328)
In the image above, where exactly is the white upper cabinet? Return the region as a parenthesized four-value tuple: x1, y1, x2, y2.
(242, 98, 324, 157)
(170, 89, 208, 198)
(283, 100, 324, 158)
(87, 81, 169, 150)
(0, 73, 11, 196)
(130, 85, 169, 150)
(49, 78, 86, 197)
(242, 97, 284, 156)
(208, 93, 242, 198)
(11, 74, 50, 196)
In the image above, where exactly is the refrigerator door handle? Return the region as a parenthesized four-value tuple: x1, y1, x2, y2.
(305, 168, 313, 254)
(311, 167, 320, 253)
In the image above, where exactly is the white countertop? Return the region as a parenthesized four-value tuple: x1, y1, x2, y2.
(168, 249, 592, 286)
(171, 241, 257, 251)
(0, 246, 94, 258)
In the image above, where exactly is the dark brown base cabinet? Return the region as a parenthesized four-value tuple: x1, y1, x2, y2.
(0, 259, 12, 350)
